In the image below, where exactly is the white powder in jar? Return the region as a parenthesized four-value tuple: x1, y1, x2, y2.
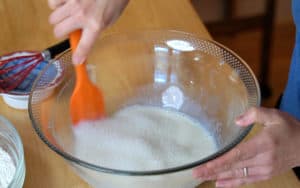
(0, 147, 16, 188)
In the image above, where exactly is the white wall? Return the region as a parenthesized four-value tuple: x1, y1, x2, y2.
(196, 0, 293, 24)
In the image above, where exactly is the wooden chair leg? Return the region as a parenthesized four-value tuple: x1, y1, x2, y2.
(259, 0, 276, 98)
(190, 0, 276, 99)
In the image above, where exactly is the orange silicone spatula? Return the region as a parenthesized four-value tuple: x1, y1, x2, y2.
(69, 30, 105, 126)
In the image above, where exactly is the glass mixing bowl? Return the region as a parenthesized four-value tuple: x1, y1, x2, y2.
(29, 30, 260, 188)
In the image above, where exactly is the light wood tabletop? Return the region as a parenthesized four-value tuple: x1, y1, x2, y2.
(0, 0, 299, 187)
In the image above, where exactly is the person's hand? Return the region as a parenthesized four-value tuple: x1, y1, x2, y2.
(193, 107, 300, 187)
(48, 0, 129, 64)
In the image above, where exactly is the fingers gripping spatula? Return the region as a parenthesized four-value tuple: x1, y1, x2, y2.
(69, 30, 105, 126)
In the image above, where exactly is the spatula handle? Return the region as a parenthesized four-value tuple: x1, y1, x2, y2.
(70, 30, 82, 53)
(70, 30, 89, 82)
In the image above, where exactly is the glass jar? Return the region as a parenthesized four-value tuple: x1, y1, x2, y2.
(0, 116, 25, 188)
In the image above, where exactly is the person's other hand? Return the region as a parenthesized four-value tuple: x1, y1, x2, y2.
(48, 0, 129, 64)
(193, 107, 300, 187)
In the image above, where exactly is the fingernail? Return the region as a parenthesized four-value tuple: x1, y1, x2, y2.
(235, 114, 248, 126)
(235, 119, 242, 125)
(199, 175, 215, 181)
(73, 55, 84, 65)
(194, 174, 215, 181)
(206, 175, 216, 180)
(216, 181, 225, 187)
(236, 114, 244, 121)
(192, 171, 199, 178)
(192, 171, 204, 178)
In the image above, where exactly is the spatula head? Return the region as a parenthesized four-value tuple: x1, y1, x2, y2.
(70, 82, 105, 125)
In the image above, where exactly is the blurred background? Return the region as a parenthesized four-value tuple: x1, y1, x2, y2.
(0, 0, 294, 108)
(191, 0, 295, 107)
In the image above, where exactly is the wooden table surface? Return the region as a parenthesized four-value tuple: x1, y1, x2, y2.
(0, 0, 299, 187)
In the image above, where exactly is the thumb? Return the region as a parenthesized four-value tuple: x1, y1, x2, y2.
(235, 107, 272, 127)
